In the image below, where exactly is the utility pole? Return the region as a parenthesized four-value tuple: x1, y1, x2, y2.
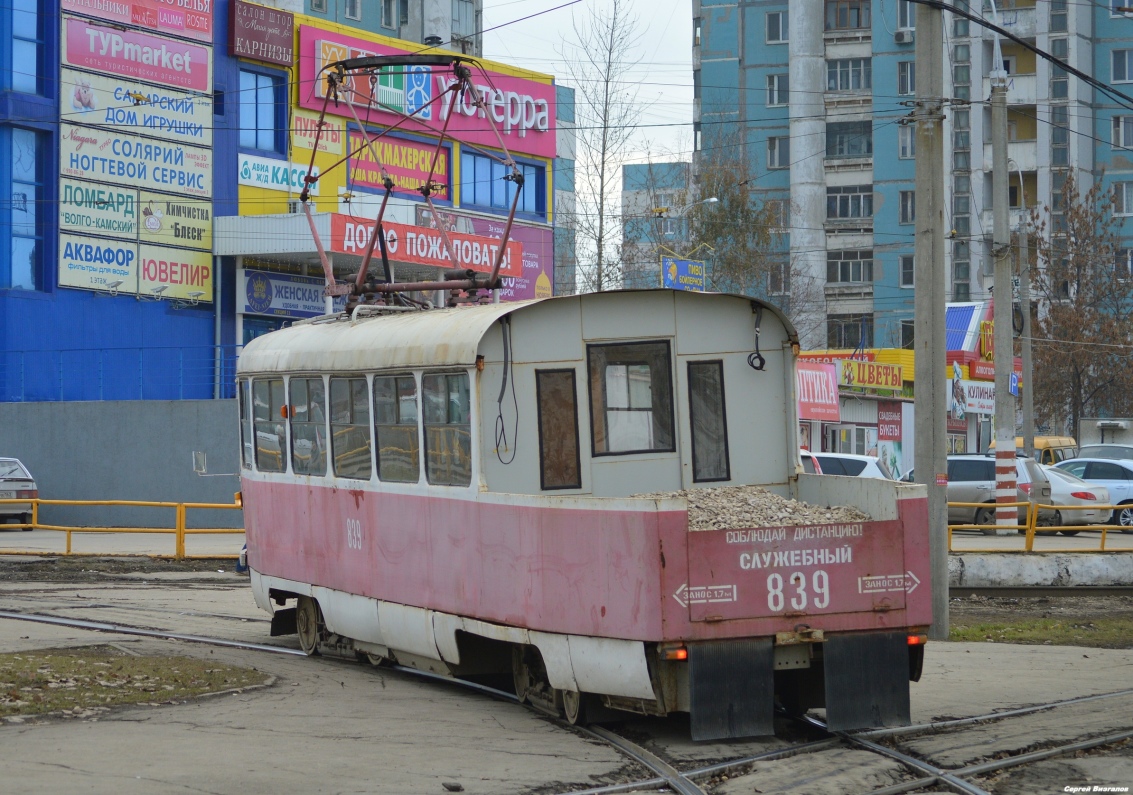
(913, 1, 948, 639)
(1016, 167, 1034, 460)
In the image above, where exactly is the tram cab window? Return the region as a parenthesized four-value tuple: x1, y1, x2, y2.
(587, 341, 675, 455)
(422, 373, 472, 487)
(252, 378, 287, 473)
(374, 375, 420, 483)
(688, 361, 730, 482)
(536, 369, 581, 490)
(239, 379, 254, 469)
(290, 377, 328, 477)
(330, 377, 372, 480)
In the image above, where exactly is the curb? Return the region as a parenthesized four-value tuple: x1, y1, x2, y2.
(950, 553, 1133, 588)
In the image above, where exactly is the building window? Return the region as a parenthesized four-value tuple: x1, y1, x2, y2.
(688, 361, 730, 482)
(461, 152, 545, 216)
(330, 377, 372, 480)
(422, 373, 472, 487)
(768, 136, 790, 169)
(826, 58, 872, 91)
(11, 0, 42, 94)
(827, 314, 874, 348)
(769, 256, 790, 294)
(767, 73, 789, 106)
(452, 0, 476, 39)
(900, 190, 915, 224)
(1114, 0, 1133, 15)
(901, 319, 915, 349)
(827, 249, 874, 283)
(1115, 117, 1133, 150)
(767, 11, 788, 42)
(898, 0, 915, 29)
(899, 125, 916, 158)
(310, 0, 326, 11)
(1051, 0, 1067, 31)
(898, 61, 915, 95)
(825, 0, 871, 30)
(6, 127, 43, 291)
(826, 184, 874, 219)
(766, 199, 788, 230)
(345, 0, 362, 20)
(253, 379, 287, 473)
(290, 377, 328, 477)
(694, 18, 701, 46)
(1052, 105, 1069, 166)
(400, 0, 409, 24)
(588, 341, 674, 456)
(381, 0, 395, 27)
(1114, 182, 1133, 215)
(1115, 50, 1133, 83)
(826, 121, 872, 158)
(536, 370, 581, 490)
(239, 69, 285, 153)
(900, 254, 915, 287)
(374, 375, 420, 483)
(1116, 249, 1132, 281)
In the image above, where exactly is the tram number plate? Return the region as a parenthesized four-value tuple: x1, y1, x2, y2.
(765, 570, 830, 612)
(345, 518, 363, 549)
(0, 491, 15, 499)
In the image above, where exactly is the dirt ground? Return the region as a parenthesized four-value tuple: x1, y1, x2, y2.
(0, 556, 234, 582)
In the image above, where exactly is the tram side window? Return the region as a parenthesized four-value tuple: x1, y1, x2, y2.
(422, 373, 472, 487)
(374, 375, 420, 483)
(239, 379, 254, 469)
(536, 369, 582, 490)
(330, 377, 372, 480)
(290, 377, 328, 476)
(688, 361, 730, 482)
(252, 378, 287, 473)
(587, 341, 675, 455)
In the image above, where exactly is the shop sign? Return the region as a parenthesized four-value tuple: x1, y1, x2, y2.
(63, 16, 212, 93)
(951, 360, 995, 418)
(970, 359, 1024, 382)
(59, 178, 138, 237)
(62, 69, 212, 147)
(299, 26, 557, 159)
(138, 192, 212, 251)
(240, 269, 334, 318)
(58, 232, 137, 293)
(661, 257, 705, 291)
(798, 352, 876, 363)
(230, 0, 294, 65)
(61, 123, 212, 198)
(877, 401, 905, 480)
(979, 320, 994, 360)
(61, 0, 214, 44)
(331, 214, 524, 278)
(347, 131, 449, 199)
(797, 362, 841, 422)
(138, 244, 213, 300)
(238, 153, 320, 195)
(292, 109, 343, 155)
(838, 360, 903, 389)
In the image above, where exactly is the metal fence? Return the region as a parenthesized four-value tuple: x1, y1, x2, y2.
(949, 500, 1133, 552)
(0, 345, 241, 402)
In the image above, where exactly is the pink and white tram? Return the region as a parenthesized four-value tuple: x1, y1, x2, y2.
(237, 289, 931, 740)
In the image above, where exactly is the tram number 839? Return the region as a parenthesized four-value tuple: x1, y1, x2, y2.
(346, 518, 363, 550)
(766, 570, 830, 612)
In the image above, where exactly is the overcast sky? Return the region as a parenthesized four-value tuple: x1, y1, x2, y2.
(481, 0, 695, 165)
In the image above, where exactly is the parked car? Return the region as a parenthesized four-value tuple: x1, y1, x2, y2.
(1054, 458, 1133, 530)
(1041, 464, 1111, 535)
(1075, 444, 1133, 461)
(904, 454, 1054, 532)
(0, 458, 37, 529)
(812, 452, 894, 479)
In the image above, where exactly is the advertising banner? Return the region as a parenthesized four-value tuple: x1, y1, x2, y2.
(58, 233, 137, 293)
(64, 16, 212, 92)
(62, 68, 212, 147)
(240, 269, 336, 319)
(797, 362, 841, 422)
(798, 352, 876, 363)
(661, 257, 706, 291)
(238, 153, 320, 195)
(299, 26, 556, 160)
(292, 109, 344, 155)
(347, 131, 450, 199)
(138, 192, 212, 251)
(838, 359, 903, 390)
(61, 123, 212, 198)
(229, 0, 294, 65)
(138, 244, 213, 300)
(59, 178, 139, 237)
(61, 0, 214, 43)
(877, 401, 904, 480)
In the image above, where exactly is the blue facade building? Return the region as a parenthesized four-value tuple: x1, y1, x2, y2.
(620, 162, 691, 289)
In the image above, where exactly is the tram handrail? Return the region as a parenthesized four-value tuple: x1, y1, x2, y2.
(0, 498, 243, 559)
(947, 499, 1132, 553)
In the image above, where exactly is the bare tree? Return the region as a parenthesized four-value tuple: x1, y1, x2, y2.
(1026, 171, 1133, 437)
(560, 0, 644, 292)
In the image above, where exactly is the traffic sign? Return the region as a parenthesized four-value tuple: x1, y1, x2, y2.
(1009, 372, 1019, 396)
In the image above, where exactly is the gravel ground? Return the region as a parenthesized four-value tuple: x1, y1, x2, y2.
(950, 593, 1133, 623)
(635, 485, 871, 530)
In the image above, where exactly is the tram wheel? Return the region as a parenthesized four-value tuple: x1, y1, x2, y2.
(562, 689, 587, 726)
(296, 596, 322, 656)
(512, 646, 531, 703)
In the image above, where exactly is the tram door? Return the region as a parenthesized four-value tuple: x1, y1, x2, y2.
(243, 316, 287, 345)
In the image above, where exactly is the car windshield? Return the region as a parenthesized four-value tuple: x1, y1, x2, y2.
(0, 460, 29, 479)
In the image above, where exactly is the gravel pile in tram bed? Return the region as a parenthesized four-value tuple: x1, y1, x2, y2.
(634, 485, 871, 530)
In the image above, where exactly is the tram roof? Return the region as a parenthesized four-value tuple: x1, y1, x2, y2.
(236, 290, 798, 375)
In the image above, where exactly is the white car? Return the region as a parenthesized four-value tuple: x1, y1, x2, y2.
(1041, 464, 1110, 535)
(1055, 458, 1133, 531)
(0, 458, 37, 529)
(812, 452, 894, 479)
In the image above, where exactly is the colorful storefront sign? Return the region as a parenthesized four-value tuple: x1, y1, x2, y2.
(229, 0, 294, 65)
(292, 109, 344, 155)
(60, 178, 139, 237)
(347, 131, 450, 199)
(138, 244, 213, 300)
(63, 16, 212, 93)
(838, 360, 904, 389)
(61, 0, 214, 43)
(797, 362, 841, 422)
(62, 68, 212, 147)
(61, 124, 212, 199)
(138, 192, 212, 251)
(877, 402, 904, 479)
(661, 257, 706, 291)
(238, 153, 320, 195)
(240, 269, 333, 319)
(58, 232, 137, 293)
(299, 26, 556, 160)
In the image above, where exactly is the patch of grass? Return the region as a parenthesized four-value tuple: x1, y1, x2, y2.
(949, 617, 1133, 649)
(0, 645, 269, 719)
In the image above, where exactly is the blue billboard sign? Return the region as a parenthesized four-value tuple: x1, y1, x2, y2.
(661, 257, 706, 291)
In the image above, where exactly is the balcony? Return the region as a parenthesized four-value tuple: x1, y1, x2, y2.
(981, 73, 1037, 105)
(989, 5, 1036, 39)
(979, 206, 1035, 234)
(981, 140, 1038, 172)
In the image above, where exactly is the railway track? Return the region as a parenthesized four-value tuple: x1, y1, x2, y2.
(0, 607, 1130, 795)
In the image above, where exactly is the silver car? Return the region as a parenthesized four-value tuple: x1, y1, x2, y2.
(0, 458, 37, 529)
(1041, 464, 1110, 535)
(945, 455, 1054, 532)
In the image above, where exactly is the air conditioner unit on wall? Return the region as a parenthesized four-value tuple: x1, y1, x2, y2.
(895, 30, 914, 44)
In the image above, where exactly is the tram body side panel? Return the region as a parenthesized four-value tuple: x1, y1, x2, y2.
(242, 479, 669, 641)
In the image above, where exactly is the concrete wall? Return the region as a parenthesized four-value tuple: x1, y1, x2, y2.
(0, 400, 243, 530)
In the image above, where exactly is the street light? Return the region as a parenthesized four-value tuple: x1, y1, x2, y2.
(653, 196, 718, 217)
